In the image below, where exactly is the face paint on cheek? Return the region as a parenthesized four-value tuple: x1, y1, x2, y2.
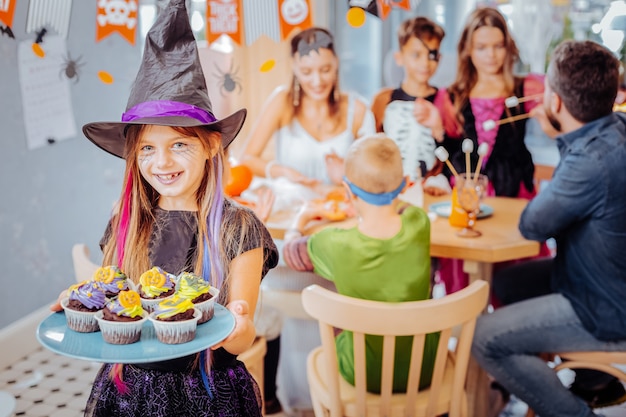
(138, 155, 151, 165)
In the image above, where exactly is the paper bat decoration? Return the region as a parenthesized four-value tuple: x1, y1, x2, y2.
(0, 25, 15, 39)
(35, 28, 47, 44)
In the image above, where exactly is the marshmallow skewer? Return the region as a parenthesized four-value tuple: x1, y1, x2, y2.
(483, 112, 532, 131)
(435, 146, 460, 179)
(462, 138, 474, 179)
(505, 93, 543, 108)
(472, 142, 489, 182)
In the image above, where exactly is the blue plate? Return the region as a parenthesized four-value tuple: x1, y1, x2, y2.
(36, 304, 235, 363)
(429, 202, 494, 219)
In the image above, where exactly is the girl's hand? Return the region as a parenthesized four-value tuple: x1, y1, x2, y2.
(324, 151, 345, 185)
(414, 98, 444, 142)
(530, 106, 561, 139)
(251, 187, 275, 222)
(51, 289, 68, 312)
(278, 165, 319, 186)
(211, 299, 253, 351)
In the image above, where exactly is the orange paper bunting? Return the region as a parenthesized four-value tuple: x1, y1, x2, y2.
(278, 0, 313, 40)
(0, 0, 16, 28)
(96, 0, 138, 45)
(207, 0, 244, 46)
(376, 0, 411, 20)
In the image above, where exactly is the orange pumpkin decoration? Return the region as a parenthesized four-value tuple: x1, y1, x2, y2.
(225, 164, 253, 197)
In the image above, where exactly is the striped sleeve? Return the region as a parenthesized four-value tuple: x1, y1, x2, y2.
(282, 236, 314, 272)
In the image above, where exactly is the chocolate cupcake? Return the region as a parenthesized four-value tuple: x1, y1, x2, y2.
(95, 290, 147, 344)
(137, 266, 176, 312)
(62, 280, 107, 332)
(148, 295, 201, 344)
(93, 265, 130, 298)
(176, 272, 220, 324)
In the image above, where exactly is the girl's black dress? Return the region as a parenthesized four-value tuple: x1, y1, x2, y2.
(85, 201, 279, 417)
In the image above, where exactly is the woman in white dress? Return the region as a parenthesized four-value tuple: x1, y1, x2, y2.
(242, 27, 375, 186)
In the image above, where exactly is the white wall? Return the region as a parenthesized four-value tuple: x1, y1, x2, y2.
(0, 2, 138, 328)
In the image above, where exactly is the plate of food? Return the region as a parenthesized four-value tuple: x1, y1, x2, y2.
(429, 202, 494, 219)
(36, 303, 235, 363)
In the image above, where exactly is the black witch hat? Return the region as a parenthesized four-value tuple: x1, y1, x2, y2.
(83, 0, 246, 159)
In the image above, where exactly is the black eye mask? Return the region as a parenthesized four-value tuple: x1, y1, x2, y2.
(297, 31, 334, 56)
(427, 48, 440, 62)
(416, 37, 440, 62)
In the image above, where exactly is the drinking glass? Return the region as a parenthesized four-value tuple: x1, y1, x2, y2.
(455, 173, 488, 238)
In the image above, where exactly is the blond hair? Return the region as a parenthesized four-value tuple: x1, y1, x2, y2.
(345, 134, 404, 194)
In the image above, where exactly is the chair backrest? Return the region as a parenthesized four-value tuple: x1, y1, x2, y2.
(301, 280, 489, 417)
(72, 243, 100, 283)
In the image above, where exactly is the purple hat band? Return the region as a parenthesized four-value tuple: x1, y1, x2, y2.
(122, 100, 217, 123)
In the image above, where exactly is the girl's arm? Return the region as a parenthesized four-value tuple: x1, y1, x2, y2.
(212, 247, 264, 355)
(240, 87, 287, 177)
(352, 96, 376, 138)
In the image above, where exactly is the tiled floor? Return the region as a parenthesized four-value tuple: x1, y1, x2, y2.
(0, 346, 100, 417)
(0, 343, 624, 417)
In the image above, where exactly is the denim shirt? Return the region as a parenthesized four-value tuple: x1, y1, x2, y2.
(519, 112, 626, 341)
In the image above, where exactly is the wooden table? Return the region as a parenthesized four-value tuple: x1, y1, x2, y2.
(426, 194, 540, 284)
(265, 194, 540, 417)
(267, 194, 539, 285)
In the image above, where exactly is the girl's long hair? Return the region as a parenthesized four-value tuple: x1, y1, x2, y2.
(102, 124, 262, 392)
(102, 125, 231, 288)
(448, 7, 520, 123)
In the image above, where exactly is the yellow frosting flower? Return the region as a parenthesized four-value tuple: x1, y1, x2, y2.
(94, 267, 115, 284)
(177, 272, 210, 300)
(155, 295, 195, 319)
(118, 290, 141, 309)
(107, 290, 144, 318)
(139, 267, 174, 298)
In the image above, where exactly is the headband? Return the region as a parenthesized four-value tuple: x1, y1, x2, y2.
(297, 30, 333, 56)
(343, 176, 406, 206)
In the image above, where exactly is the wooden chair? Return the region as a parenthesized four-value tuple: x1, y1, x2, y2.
(70, 243, 268, 405)
(72, 243, 99, 282)
(525, 351, 626, 417)
(301, 280, 489, 417)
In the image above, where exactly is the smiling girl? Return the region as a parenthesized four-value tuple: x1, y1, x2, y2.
(51, 1, 278, 415)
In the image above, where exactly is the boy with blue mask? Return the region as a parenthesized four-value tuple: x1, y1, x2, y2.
(283, 134, 438, 393)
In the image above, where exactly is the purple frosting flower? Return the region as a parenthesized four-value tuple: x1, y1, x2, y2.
(69, 281, 107, 310)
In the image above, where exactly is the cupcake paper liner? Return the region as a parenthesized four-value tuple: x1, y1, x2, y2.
(193, 287, 220, 324)
(61, 298, 101, 333)
(140, 293, 174, 313)
(148, 308, 201, 344)
(94, 310, 148, 345)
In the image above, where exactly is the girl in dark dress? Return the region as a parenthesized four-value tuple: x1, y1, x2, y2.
(435, 7, 549, 296)
(51, 1, 278, 415)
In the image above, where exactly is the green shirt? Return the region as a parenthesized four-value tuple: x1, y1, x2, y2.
(307, 205, 438, 393)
